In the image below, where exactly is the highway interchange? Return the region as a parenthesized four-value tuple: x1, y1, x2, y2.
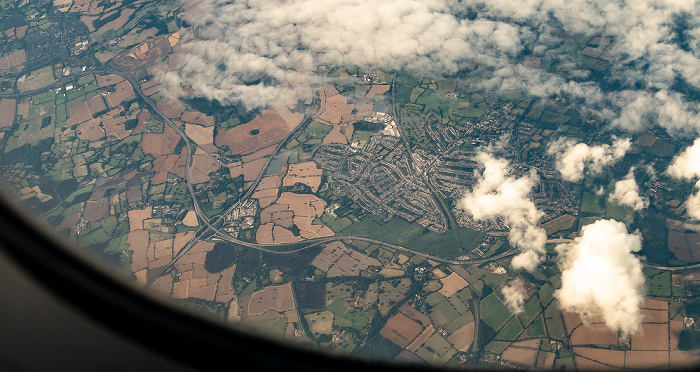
(3, 65, 699, 288)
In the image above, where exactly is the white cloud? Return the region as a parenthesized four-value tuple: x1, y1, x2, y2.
(667, 138, 700, 180)
(501, 282, 525, 315)
(458, 152, 546, 271)
(611, 91, 700, 137)
(555, 219, 646, 336)
(166, 0, 526, 109)
(686, 183, 700, 220)
(609, 169, 648, 211)
(596, 186, 605, 197)
(448, 1, 700, 137)
(667, 139, 700, 220)
(548, 137, 631, 182)
(166, 0, 700, 139)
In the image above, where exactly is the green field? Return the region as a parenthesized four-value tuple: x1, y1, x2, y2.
(485, 341, 510, 354)
(55, 103, 67, 127)
(105, 233, 129, 253)
(430, 300, 461, 328)
(639, 138, 675, 157)
(445, 312, 474, 334)
(350, 130, 371, 146)
(244, 315, 288, 337)
(326, 282, 375, 333)
(415, 89, 443, 113)
(672, 285, 685, 297)
(447, 295, 469, 314)
(425, 333, 453, 357)
(527, 103, 545, 121)
(77, 74, 95, 85)
(495, 317, 522, 340)
(480, 293, 511, 330)
(553, 349, 575, 370)
(64, 182, 94, 203)
(320, 214, 352, 232)
(498, 90, 522, 102)
(426, 291, 446, 306)
(298, 121, 332, 143)
(482, 239, 510, 258)
(510, 106, 527, 116)
(341, 214, 485, 259)
(526, 315, 547, 337)
(394, 71, 419, 102)
(5, 114, 55, 152)
(546, 317, 566, 340)
(605, 200, 634, 226)
(409, 87, 425, 102)
(238, 278, 257, 296)
(540, 110, 571, 125)
(519, 297, 541, 326)
(32, 91, 54, 105)
(545, 304, 567, 340)
(361, 335, 402, 360)
(76, 227, 111, 247)
(580, 191, 604, 214)
(644, 268, 671, 297)
(670, 302, 686, 321)
(538, 283, 554, 306)
(419, 333, 456, 364)
(454, 287, 473, 303)
(396, 108, 436, 151)
(451, 100, 488, 118)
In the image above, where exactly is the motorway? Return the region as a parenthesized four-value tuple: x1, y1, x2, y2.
(6, 65, 700, 284)
(108, 63, 700, 364)
(127, 68, 525, 286)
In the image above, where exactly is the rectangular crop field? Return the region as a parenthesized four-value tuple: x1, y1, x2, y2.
(495, 318, 522, 340)
(519, 297, 541, 326)
(480, 293, 511, 331)
(644, 268, 671, 297)
(320, 214, 352, 232)
(581, 191, 604, 214)
(526, 315, 547, 337)
(605, 200, 634, 225)
(485, 341, 510, 354)
(538, 283, 554, 306)
(545, 315, 566, 340)
(540, 214, 575, 236)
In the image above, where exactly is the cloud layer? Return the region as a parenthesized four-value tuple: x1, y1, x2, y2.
(165, 0, 525, 108)
(555, 219, 646, 336)
(166, 0, 700, 138)
(458, 152, 546, 271)
(461, 0, 700, 135)
(548, 137, 631, 182)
